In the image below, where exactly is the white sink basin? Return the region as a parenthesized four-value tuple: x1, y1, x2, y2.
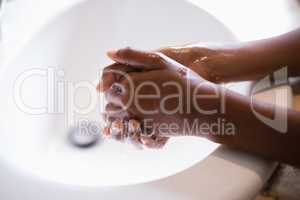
(0, 0, 279, 199)
(0, 0, 237, 187)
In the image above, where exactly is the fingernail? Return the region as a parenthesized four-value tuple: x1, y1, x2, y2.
(96, 82, 104, 92)
(102, 127, 111, 138)
(128, 120, 141, 133)
(107, 49, 118, 58)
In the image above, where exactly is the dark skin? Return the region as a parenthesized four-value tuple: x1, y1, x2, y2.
(98, 28, 300, 167)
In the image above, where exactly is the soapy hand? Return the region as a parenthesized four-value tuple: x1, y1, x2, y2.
(98, 47, 215, 149)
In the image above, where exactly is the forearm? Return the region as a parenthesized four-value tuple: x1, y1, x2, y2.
(207, 28, 300, 82)
(197, 86, 300, 166)
(224, 93, 299, 165)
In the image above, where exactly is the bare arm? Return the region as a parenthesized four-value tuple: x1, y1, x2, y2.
(203, 86, 300, 167)
(215, 28, 300, 82)
(101, 47, 300, 167)
(159, 28, 300, 83)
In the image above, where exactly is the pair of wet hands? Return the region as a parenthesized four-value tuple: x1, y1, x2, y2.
(97, 47, 220, 149)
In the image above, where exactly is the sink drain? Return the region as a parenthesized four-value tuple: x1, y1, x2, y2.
(68, 123, 101, 148)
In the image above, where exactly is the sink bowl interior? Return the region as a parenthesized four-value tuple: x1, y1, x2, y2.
(0, 0, 236, 186)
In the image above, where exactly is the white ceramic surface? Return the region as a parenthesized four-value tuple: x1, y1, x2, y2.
(0, 0, 239, 187)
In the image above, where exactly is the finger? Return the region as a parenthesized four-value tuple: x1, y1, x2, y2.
(110, 119, 141, 143)
(102, 103, 130, 123)
(105, 72, 142, 111)
(110, 119, 127, 139)
(104, 82, 128, 107)
(140, 135, 169, 149)
(128, 119, 142, 134)
(102, 126, 111, 138)
(153, 136, 169, 149)
(102, 125, 128, 141)
(107, 47, 164, 69)
(97, 63, 137, 92)
(127, 131, 143, 150)
(158, 47, 198, 63)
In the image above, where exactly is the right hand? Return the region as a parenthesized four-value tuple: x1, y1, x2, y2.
(99, 48, 220, 148)
(158, 44, 261, 83)
(157, 45, 228, 82)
